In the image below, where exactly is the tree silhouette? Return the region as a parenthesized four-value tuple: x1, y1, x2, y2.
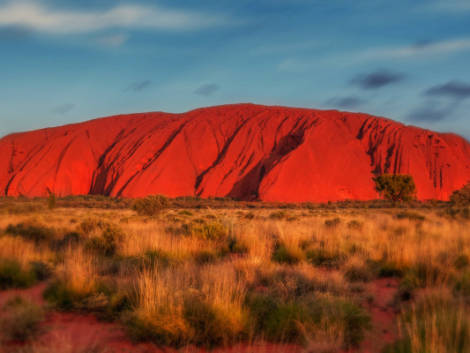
(373, 174, 416, 202)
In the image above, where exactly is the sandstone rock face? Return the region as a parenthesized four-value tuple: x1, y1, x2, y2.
(1, 104, 469, 202)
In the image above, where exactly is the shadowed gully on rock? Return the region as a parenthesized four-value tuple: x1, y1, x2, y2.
(1, 104, 469, 202)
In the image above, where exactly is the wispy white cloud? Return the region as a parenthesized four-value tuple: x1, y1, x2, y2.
(251, 40, 318, 56)
(427, 0, 470, 12)
(360, 38, 470, 60)
(279, 37, 470, 72)
(277, 58, 312, 73)
(0, 1, 232, 34)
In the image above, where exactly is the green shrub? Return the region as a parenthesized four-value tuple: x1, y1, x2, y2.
(6, 222, 56, 243)
(251, 268, 330, 300)
(185, 221, 228, 241)
(222, 236, 248, 255)
(347, 220, 363, 230)
(183, 296, 245, 347)
(124, 311, 189, 347)
(306, 248, 346, 268)
(247, 294, 306, 343)
(0, 259, 36, 289)
(44, 278, 130, 319)
(395, 211, 425, 221)
(43, 280, 84, 310)
(367, 259, 404, 278)
(85, 225, 124, 257)
(244, 212, 255, 220)
(445, 207, 470, 219)
(344, 264, 373, 283)
(272, 243, 303, 265)
(104, 292, 131, 320)
(373, 174, 416, 202)
(246, 294, 370, 347)
(269, 211, 287, 220)
(30, 261, 52, 281)
(395, 272, 421, 302)
(455, 254, 470, 270)
(194, 250, 218, 265)
(409, 262, 442, 287)
(132, 195, 169, 216)
(0, 296, 45, 342)
(337, 300, 371, 348)
(450, 183, 470, 205)
(454, 271, 470, 299)
(324, 218, 341, 228)
(144, 250, 176, 268)
(54, 231, 82, 249)
(79, 218, 108, 235)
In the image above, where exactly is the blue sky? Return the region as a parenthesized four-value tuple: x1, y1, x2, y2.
(0, 0, 469, 139)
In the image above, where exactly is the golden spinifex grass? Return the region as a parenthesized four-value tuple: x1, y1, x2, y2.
(0, 200, 469, 351)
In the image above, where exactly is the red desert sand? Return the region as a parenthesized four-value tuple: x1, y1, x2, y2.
(1, 103, 469, 201)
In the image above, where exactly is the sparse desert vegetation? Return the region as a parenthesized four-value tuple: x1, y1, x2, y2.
(0, 196, 469, 352)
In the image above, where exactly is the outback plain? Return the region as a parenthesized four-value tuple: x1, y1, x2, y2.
(0, 194, 469, 353)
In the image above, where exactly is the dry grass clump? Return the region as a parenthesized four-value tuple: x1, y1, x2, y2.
(0, 236, 53, 289)
(125, 263, 248, 347)
(384, 290, 470, 353)
(44, 248, 101, 310)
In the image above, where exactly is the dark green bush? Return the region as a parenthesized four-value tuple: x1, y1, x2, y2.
(246, 294, 370, 347)
(145, 250, 176, 268)
(30, 261, 52, 281)
(395, 211, 425, 221)
(0, 259, 36, 289)
(194, 250, 218, 265)
(344, 264, 373, 283)
(269, 211, 287, 220)
(395, 272, 420, 302)
(455, 254, 470, 270)
(194, 222, 228, 241)
(306, 248, 346, 268)
(347, 220, 363, 230)
(6, 221, 56, 243)
(85, 225, 124, 257)
(338, 300, 371, 348)
(367, 259, 404, 278)
(244, 212, 255, 219)
(0, 296, 45, 342)
(132, 195, 169, 216)
(324, 218, 341, 228)
(79, 218, 108, 235)
(222, 236, 248, 255)
(183, 296, 244, 347)
(43, 281, 83, 310)
(183, 221, 228, 241)
(450, 183, 470, 205)
(373, 174, 416, 202)
(253, 268, 316, 300)
(272, 243, 303, 265)
(454, 271, 470, 299)
(247, 294, 306, 343)
(54, 231, 82, 249)
(124, 312, 188, 347)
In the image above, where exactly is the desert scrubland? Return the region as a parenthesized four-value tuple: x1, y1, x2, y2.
(0, 197, 469, 353)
